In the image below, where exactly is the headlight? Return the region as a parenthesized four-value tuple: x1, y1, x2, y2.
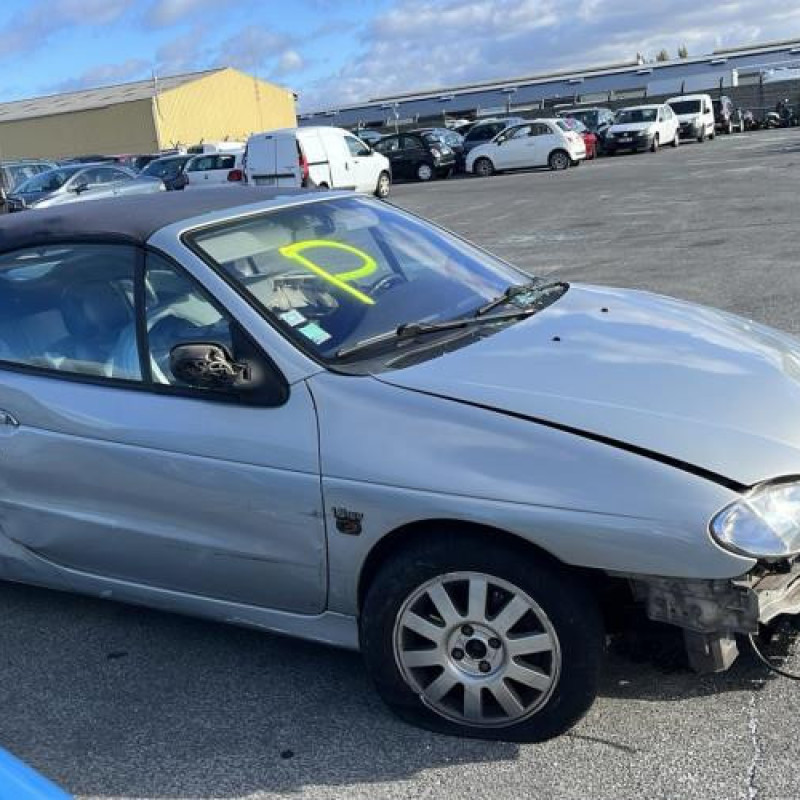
(710, 479, 800, 558)
(635, 129, 649, 137)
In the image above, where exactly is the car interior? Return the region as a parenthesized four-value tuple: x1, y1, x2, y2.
(0, 245, 233, 385)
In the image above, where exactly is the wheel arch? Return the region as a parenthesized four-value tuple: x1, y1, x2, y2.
(357, 518, 570, 612)
(548, 148, 570, 165)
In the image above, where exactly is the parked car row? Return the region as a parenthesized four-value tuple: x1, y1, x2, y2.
(0, 92, 760, 215)
(337, 92, 749, 185)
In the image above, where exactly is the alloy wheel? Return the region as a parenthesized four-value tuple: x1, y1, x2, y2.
(393, 571, 561, 728)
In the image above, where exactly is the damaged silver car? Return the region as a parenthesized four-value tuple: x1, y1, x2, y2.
(0, 187, 798, 742)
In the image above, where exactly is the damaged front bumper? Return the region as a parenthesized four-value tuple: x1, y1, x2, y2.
(620, 560, 800, 672)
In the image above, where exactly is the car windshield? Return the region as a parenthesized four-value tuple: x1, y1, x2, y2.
(615, 108, 658, 124)
(143, 158, 187, 179)
(190, 197, 532, 364)
(669, 100, 701, 115)
(15, 166, 81, 194)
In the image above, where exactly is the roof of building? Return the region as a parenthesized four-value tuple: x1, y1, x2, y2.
(304, 36, 800, 116)
(0, 186, 315, 253)
(0, 68, 226, 124)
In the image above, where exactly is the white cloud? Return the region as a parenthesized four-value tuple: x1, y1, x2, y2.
(146, 0, 216, 27)
(215, 26, 292, 73)
(298, 0, 800, 112)
(0, 0, 133, 60)
(274, 49, 305, 76)
(48, 58, 150, 93)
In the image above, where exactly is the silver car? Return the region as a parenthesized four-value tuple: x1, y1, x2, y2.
(7, 163, 163, 211)
(0, 187, 798, 741)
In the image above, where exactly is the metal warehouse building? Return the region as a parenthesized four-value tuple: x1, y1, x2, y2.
(301, 38, 800, 130)
(0, 67, 296, 160)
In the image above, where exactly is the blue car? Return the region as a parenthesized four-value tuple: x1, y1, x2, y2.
(0, 748, 71, 799)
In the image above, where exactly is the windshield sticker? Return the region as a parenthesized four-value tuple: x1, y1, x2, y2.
(298, 322, 332, 346)
(278, 240, 377, 305)
(279, 309, 307, 327)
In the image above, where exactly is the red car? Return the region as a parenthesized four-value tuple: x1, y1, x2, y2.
(561, 118, 598, 159)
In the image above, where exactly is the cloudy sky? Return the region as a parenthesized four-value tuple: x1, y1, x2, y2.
(1, 0, 799, 112)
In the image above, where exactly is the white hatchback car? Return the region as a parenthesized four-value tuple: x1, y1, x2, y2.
(184, 151, 245, 189)
(466, 120, 587, 177)
(605, 104, 680, 154)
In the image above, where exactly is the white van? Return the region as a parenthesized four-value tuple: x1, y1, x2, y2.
(244, 127, 392, 198)
(666, 94, 716, 142)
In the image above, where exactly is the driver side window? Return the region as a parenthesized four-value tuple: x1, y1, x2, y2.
(142, 254, 237, 387)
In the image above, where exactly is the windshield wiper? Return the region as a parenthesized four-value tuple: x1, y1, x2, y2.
(336, 307, 540, 359)
(475, 280, 568, 316)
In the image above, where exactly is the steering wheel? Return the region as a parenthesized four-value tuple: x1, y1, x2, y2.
(369, 273, 407, 296)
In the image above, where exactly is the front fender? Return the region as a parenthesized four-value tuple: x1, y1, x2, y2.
(308, 373, 753, 615)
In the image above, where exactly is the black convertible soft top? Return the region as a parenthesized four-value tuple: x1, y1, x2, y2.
(0, 186, 314, 254)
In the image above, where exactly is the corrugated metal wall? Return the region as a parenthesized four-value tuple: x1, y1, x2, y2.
(154, 68, 296, 149)
(0, 68, 296, 160)
(0, 99, 158, 160)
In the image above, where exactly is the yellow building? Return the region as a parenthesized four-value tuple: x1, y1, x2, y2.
(0, 67, 296, 160)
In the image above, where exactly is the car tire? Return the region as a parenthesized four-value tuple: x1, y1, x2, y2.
(375, 171, 391, 199)
(672, 132, 680, 148)
(473, 157, 494, 178)
(726, 121, 734, 135)
(650, 135, 660, 153)
(360, 532, 605, 742)
(548, 150, 570, 171)
(417, 163, 434, 182)
(697, 130, 705, 143)
(709, 128, 716, 140)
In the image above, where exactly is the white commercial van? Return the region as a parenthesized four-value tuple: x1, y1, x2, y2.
(244, 127, 392, 197)
(666, 94, 716, 142)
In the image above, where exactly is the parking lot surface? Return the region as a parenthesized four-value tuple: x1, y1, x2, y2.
(2, 129, 800, 800)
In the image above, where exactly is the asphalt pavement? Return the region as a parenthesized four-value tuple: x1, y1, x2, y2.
(2, 128, 800, 800)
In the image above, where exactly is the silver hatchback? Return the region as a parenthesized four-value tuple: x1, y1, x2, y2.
(0, 188, 799, 741)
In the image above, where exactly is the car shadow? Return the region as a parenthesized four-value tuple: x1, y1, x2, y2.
(0, 582, 791, 798)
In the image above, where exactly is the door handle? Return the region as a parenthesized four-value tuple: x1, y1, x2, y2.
(0, 410, 19, 427)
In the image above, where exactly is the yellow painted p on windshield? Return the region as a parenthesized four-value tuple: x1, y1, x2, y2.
(279, 240, 377, 305)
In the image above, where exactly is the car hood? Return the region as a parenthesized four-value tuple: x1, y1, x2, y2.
(609, 122, 654, 134)
(376, 284, 800, 487)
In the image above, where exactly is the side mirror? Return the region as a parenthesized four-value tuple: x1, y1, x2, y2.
(72, 182, 89, 194)
(170, 343, 254, 392)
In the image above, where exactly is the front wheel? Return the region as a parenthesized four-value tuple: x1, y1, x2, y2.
(473, 157, 494, 177)
(360, 534, 605, 742)
(672, 132, 680, 148)
(416, 163, 434, 181)
(375, 171, 391, 198)
(650, 135, 660, 153)
(548, 150, 570, 171)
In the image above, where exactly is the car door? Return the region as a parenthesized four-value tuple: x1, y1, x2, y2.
(401, 135, 429, 177)
(529, 122, 559, 166)
(184, 154, 219, 188)
(0, 242, 326, 614)
(374, 135, 407, 178)
(343, 134, 378, 192)
(496, 124, 536, 168)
